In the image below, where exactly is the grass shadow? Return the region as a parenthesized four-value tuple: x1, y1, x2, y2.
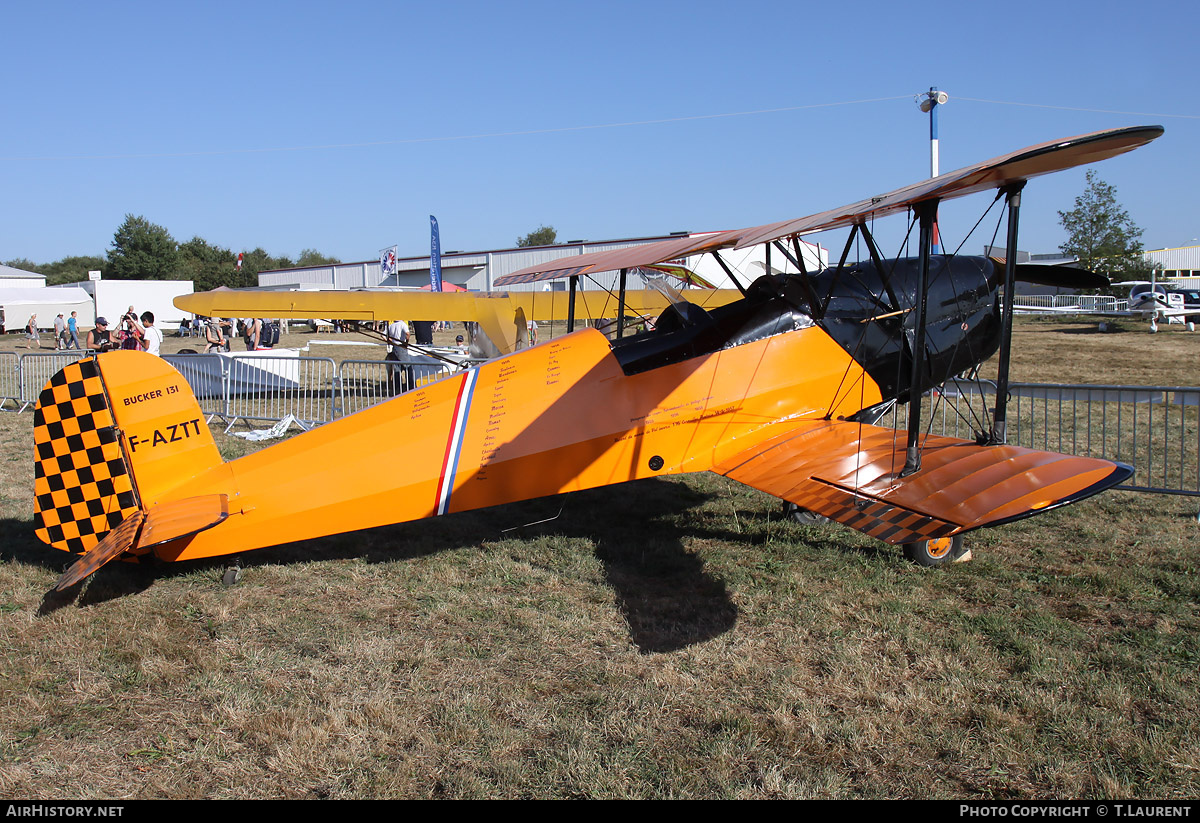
(11, 476, 741, 652)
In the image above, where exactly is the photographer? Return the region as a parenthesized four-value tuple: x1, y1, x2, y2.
(117, 309, 144, 350)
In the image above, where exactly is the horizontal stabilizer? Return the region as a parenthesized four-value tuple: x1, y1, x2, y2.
(138, 494, 229, 549)
(714, 421, 1132, 545)
(52, 494, 230, 590)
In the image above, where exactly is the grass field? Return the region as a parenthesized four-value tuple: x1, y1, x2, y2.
(0, 317, 1198, 799)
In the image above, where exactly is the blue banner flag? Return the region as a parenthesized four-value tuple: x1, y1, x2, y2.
(429, 215, 443, 293)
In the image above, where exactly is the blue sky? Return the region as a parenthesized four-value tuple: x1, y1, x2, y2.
(3, 0, 1196, 268)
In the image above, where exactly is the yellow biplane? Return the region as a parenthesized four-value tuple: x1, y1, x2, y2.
(35, 125, 1162, 590)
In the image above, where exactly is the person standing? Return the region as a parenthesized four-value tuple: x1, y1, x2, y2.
(86, 318, 112, 352)
(140, 312, 163, 356)
(53, 314, 66, 350)
(26, 315, 40, 349)
(243, 318, 262, 350)
(67, 311, 80, 349)
(204, 318, 228, 352)
(385, 319, 410, 396)
(117, 310, 144, 350)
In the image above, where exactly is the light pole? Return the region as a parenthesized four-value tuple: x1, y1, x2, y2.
(917, 87, 948, 252)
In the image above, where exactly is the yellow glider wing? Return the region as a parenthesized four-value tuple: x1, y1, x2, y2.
(176, 288, 523, 348)
(175, 288, 742, 354)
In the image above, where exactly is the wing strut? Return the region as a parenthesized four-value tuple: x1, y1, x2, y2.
(988, 182, 1026, 445)
(710, 251, 748, 297)
(858, 223, 905, 320)
(772, 240, 824, 317)
(822, 225, 865, 314)
(567, 275, 578, 333)
(901, 200, 939, 477)
(616, 268, 628, 339)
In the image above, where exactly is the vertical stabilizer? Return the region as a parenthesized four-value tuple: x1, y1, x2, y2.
(34, 352, 226, 577)
(34, 358, 141, 555)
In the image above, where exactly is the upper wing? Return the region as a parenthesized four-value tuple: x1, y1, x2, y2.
(713, 420, 1132, 545)
(497, 126, 1163, 285)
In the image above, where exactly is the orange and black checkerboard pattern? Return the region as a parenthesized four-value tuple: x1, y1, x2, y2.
(800, 480, 958, 545)
(33, 359, 139, 555)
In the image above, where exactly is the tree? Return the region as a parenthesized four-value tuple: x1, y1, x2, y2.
(107, 215, 179, 280)
(1058, 171, 1150, 279)
(516, 225, 557, 248)
(5, 255, 106, 284)
(178, 236, 239, 292)
(237, 247, 280, 288)
(296, 248, 341, 267)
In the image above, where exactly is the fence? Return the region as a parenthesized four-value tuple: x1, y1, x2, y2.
(163, 353, 339, 432)
(887, 380, 1200, 497)
(335, 358, 466, 418)
(1013, 294, 1130, 313)
(14, 352, 86, 412)
(0, 352, 20, 411)
(6, 351, 1198, 499)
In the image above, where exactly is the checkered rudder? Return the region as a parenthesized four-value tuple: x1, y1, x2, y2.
(33, 359, 140, 555)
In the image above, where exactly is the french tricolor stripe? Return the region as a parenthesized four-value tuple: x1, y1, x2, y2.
(435, 369, 479, 516)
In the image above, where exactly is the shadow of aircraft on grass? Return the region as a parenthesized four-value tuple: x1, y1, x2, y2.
(16, 476, 743, 652)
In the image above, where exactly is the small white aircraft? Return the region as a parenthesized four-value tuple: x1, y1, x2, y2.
(1023, 272, 1197, 332)
(1108, 276, 1197, 332)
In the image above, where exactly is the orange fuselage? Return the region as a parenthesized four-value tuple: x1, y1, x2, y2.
(149, 326, 878, 561)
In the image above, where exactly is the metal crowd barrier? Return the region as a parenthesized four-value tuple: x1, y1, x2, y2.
(162, 353, 226, 418)
(163, 354, 339, 432)
(9, 351, 1198, 499)
(0, 352, 20, 411)
(1013, 295, 1130, 313)
(335, 359, 462, 418)
(16, 351, 87, 412)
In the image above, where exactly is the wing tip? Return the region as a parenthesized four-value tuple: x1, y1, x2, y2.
(970, 461, 1134, 533)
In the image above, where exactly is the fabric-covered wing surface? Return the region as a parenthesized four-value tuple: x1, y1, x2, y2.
(497, 126, 1162, 285)
(713, 420, 1133, 545)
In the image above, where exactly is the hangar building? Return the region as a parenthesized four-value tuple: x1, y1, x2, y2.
(257, 232, 828, 293)
(1144, 245, 1200, 281)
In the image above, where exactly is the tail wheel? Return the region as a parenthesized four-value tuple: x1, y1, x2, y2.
(902, 535, 966, 567)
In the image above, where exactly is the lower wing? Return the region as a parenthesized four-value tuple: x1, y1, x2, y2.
(713, 420, 1132, 545)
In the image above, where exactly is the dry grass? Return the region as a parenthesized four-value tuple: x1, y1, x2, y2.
(0, 318, 1198, 799)
(1000, 315, 1199, 386)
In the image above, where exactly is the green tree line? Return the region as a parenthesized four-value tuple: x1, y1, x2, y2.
(5, 215, 341, 291)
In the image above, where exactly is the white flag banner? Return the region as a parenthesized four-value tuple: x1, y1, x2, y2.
(380, 246, 398, 277)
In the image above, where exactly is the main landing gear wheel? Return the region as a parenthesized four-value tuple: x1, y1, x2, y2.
(902, 535, 968, 567)
(783, 502, 830, 526)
